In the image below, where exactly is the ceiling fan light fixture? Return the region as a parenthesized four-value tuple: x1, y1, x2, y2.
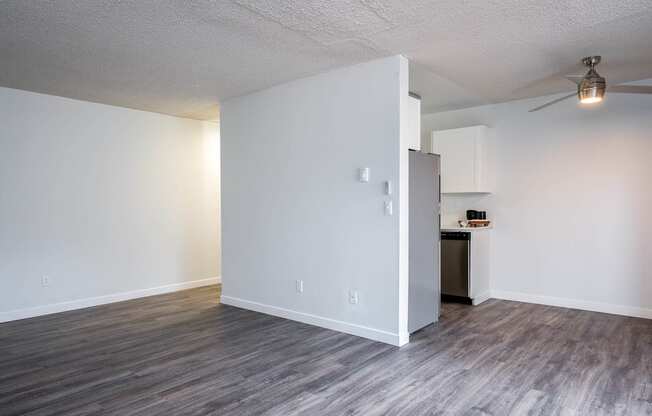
(578, 83, 605, 104)
(579, 95, 603, 104)
(529, 55, 652, 112)
(577, 67, 606, 105)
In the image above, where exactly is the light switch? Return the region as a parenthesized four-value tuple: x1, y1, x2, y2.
(359, 167, 370, 183)
(384, 200, 393, 216)
(385, 180, 392, 195)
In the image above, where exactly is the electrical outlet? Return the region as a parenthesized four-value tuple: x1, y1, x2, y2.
(295, 280, 304, 293)
(41, 275, 51, 287)
(349, 290, 359, 305)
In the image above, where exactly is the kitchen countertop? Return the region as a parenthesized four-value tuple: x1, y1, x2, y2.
(441, 225, 493, 232)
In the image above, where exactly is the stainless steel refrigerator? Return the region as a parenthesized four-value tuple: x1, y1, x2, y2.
(408, 150, 441, 333)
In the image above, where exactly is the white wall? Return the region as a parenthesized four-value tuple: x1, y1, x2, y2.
(220, 56, 409, 345)
(0, 87, 220, 320)
(422, 85, 652, 317)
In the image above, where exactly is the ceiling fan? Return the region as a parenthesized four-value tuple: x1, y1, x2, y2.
(529, 56, 652, 112)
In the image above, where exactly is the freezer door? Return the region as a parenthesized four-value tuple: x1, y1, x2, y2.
(408, 151, 441, 333)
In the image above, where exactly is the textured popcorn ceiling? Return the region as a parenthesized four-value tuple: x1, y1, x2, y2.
(1, 0, 652, 119)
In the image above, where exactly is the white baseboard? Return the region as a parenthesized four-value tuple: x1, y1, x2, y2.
(491, 289, 652, 320)
(472, 291, 491, 306)
(220, 295, 408, 347)
(0, 276, 221, 323)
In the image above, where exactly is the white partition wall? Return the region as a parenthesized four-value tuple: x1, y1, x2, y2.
(220, 56, 410, 346)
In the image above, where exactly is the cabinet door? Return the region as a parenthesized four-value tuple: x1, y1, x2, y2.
(469, 231, 490, 301)
(406, 96, 421, 151)
(431, 128, 476, 193)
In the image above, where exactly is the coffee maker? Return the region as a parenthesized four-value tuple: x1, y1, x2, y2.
(466, 210, 487, 220)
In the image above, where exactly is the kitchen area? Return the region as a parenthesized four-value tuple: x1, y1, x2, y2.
(432, 125, 493, 307)
(408, 96, 493, 334)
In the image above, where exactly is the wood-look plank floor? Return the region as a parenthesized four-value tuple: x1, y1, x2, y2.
(1, 286, 651, 416)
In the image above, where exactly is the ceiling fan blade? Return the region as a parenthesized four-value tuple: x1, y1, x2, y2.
(564, 74, 585, 84)
(608, 85, 652, 94)
(528, 93, 577, 112)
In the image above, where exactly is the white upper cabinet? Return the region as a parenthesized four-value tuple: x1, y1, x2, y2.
(431, 125, 491, 193)
(406, 95, 421, 151)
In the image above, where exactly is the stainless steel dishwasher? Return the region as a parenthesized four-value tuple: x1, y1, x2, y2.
(441, 231, 471, 303)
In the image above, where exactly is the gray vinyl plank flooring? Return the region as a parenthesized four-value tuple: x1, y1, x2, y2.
(1, 285, 651, 415)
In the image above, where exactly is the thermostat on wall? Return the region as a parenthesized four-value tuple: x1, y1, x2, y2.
(358, 167, 370, 183)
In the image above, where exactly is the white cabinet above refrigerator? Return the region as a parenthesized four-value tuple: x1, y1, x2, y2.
(431, 125, 492, 194)
(406, 94, 421, 151)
